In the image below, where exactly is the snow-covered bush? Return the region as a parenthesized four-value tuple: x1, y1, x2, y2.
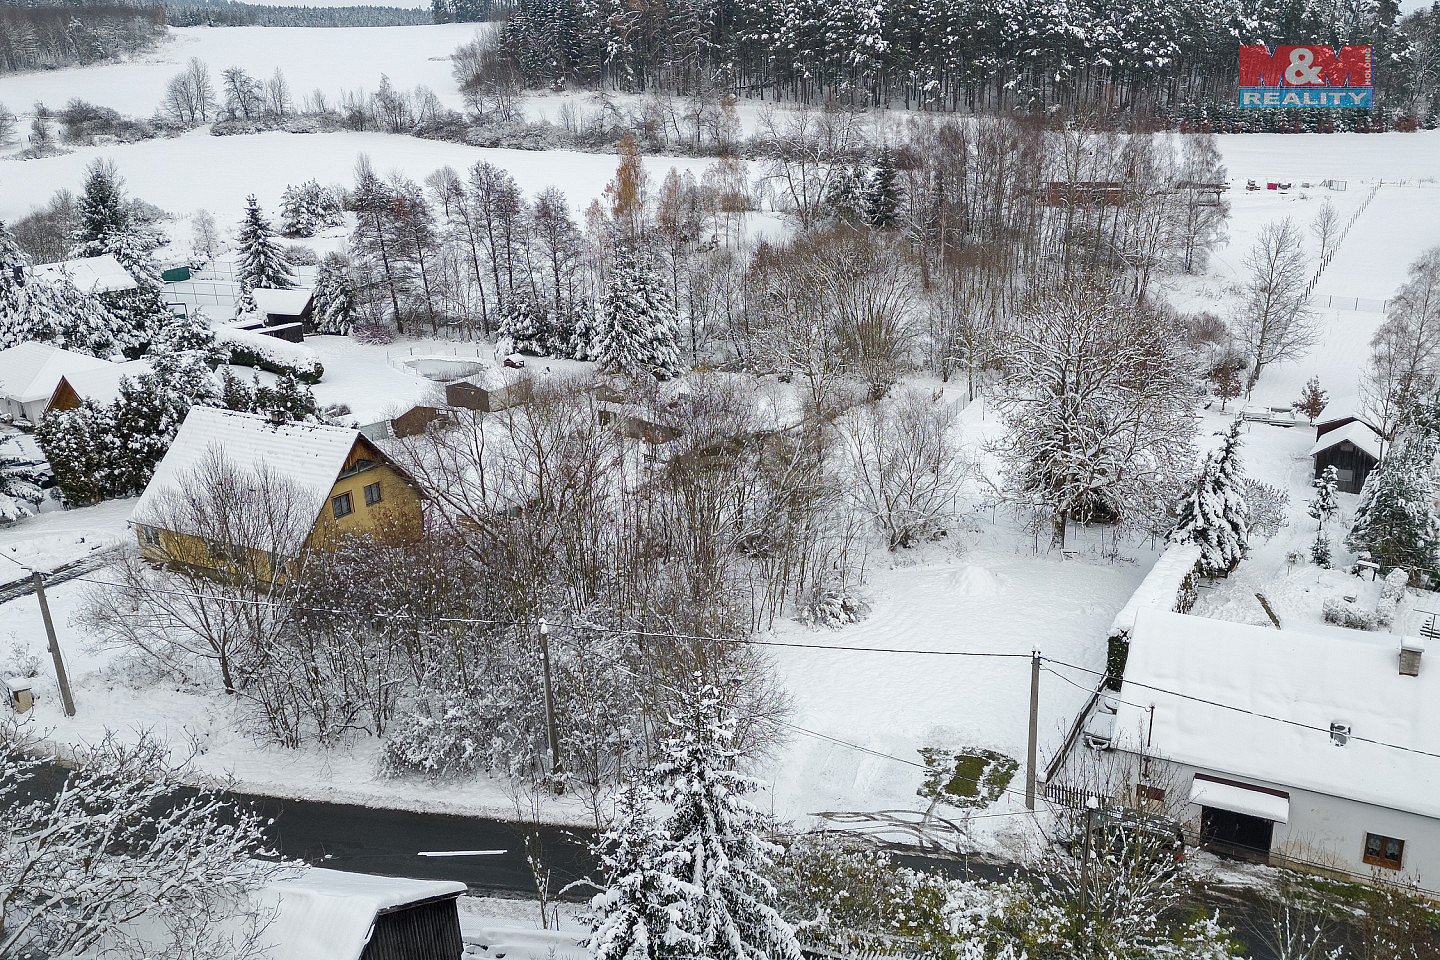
(381, 683, 497, 779)
(279, 179, 344, 237)
(349, 317, 397, 345)
(797, 587, 871, 628)
(1377, 567, 1409, 627)
(1323, 597, 1379, 630)
(1241, 478, 1290, 540)
(218, 327, 324, 383)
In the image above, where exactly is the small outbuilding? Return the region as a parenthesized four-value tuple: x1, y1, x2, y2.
(390, 405, 456, 439)
(445, 373, 532, 414)
(46, 360, 152, 416)
(31, 254, 138, 295)
(0, 342, 115, 425)
(1309, 420, 1383, 494)
(250, 287, 316, 337)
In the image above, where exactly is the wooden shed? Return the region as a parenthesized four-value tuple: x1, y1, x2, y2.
(1309, 421, 1383, 494)
(445, 375, 532, 413)
(391, 405, 455, 439)
(1043, 181, 1125, 206)
(256, 868, 465, 960)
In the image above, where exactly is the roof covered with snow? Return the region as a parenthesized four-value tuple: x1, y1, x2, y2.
(248, 868, 465, 960)
(129, 407, 365, 552)
(1309, 420, 1384, 462)
(1115, 609, 1440, 818)
(1109, 543, 1202, 639)
(251, 286, 315, 317)
(51, 360, 152, 408)
(31, 254, 138, 294)
(0, 342, 115, 403)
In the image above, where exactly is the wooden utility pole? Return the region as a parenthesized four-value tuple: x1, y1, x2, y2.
(1079, 796, 1098, 915)
(1025, 649, 1040, 809)
(33, 572, 75, 717)
(538, 619, 562, 777)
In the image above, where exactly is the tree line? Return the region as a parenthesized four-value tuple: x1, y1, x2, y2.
(0, 3, 165, 74)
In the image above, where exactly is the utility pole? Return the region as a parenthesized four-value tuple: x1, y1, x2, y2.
(1026, 649, 1040, 809)
(538, 619, 562, 778)
(1079, 795, 1098, 916)
(33, 572, 75, 717)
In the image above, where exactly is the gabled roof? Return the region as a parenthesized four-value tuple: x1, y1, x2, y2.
(1115, 609, 1440, 818)
(0, 342, 114, 403)
(1308, 419, 1383, 462)
(257, 868, 465, 960)
(1313, 395, 1382, 434)
(251, 286, 314, 318)
(129, 407, 368, 553)
(50, 360, 152, 409)
(31, 254, 138, 294)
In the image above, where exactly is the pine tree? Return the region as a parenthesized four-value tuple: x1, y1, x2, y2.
(1169, 419, 1250, 577)
(1311, 531, 1332, 568)
(0, 432, 43, 523)
(594, 252, 681, 379)
(235, 195, 295, 292)
(649, 684, 803, 960)
(863, 147, 903, 229)
(1309, 464, 1340, 530)
(587, 784, 702, 960)
(1346, 424, 1440, 576)
(71, 160, 162, 289)
(312, 253, 356, 336)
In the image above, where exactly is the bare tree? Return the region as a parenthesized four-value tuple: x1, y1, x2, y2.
(1362, 245, 1440, 437)
(757, 103, 865, 227)
(161, 57, 216, 125)
(0, 101, 16, 145)
(220, 66, 264, 121)
(1172, 133, 1230, 273)
(264, 67, 292, 120)
(1237, 217, 1318, 391)
(841, 389, 967, 549)
(1311, 198, 1340, 263)
(192, 208, 221, 264)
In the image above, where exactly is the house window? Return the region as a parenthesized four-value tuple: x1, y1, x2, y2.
(1363, 833, 1404, 869)
(138, 525, 161, 548)
(332, 492, 354, 519)
(1336, 468, 1354, 487)
(364, 481, 383, 506)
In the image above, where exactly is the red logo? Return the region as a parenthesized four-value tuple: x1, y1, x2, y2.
(1238, 46, 1372, 87)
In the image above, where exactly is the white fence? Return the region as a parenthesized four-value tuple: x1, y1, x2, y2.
(165, 279, 242, 315)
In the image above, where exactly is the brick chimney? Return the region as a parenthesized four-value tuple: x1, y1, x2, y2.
(1400, 636, 1424, 677)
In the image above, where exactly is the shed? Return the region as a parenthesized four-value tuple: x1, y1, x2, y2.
(0, 342, 115, 425)
(258, 868, 465, 960)
(1309, 421, 1382, 494)
(445, 374, 532, 413)
(391, 405, 455, 439)
(31, 254, 138, 295)
(46, 360, 152, 415)
(1313, 398, 1384, 440)
(1043, 181, 1125, 206)
(251, 287, 316, 331)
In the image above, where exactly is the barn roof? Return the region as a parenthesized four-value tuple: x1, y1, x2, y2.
(259, 868, 465, 960)
(1115, 610, 1440, 818)
(0, 342, 114, 404)
(31, 254, 138, 294)
(129, 407, 365, 553)
(1308, 420, 1383, 462)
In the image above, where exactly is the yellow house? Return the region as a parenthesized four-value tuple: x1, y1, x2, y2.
(129, 407, 423, 576)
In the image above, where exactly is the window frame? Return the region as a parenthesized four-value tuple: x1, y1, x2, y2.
(332, 491, 354, 519)
(138, 525, 161, 548)
(1363, 832, 1404, 870)
(363, 481, 383, 506)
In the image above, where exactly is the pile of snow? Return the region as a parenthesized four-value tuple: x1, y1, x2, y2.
(946, 564, 1002, 597)
(217, 327, 324, 382)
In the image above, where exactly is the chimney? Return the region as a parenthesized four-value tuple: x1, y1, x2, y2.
(1400, 636, 1424, 677)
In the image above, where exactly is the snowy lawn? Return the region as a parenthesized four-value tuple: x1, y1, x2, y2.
(0, 498, 136, 575)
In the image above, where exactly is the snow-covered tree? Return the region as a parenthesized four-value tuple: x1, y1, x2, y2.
(1237, 218, 1317, 391)
(594, 251, 682, 379)
(647, 683, 803, 960)
(1347, 415, 1440, 578)
(863, 146, 903, 229)
(1309, 464, 1340, 530)
(500, 297, 559, 355)
(0, 728, 282, 960)
(0, 221, 131, 356)
(280, 179, 343, 238)
(312, 252, 356, 335)
(236, 194, 296, 292)
(588, 783, 702, 960)
(1170, 419, 1250, 577)
(1293, 375, 1329, 424)
(0, 434, 43, 523)
(70, 159, 162, 289)
(994, 280, 1196, 547)
(34, 399, 121, 505)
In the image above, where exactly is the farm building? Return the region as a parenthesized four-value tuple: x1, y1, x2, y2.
(1309, 420, 1383, 494)
(445, 372, 532, 413)
(0, 342, 115, 425)
(31, 254, 138, 295)
(129, 407, 423, 575)
(1042, 181, 1125, 206)
(1106, 609, 1440, 893)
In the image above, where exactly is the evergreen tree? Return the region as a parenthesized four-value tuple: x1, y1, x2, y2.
(1169, 419, 1250, 577)
(0, 221, 26, 333)
(648, 684, 803, 960)
(148, 309, 227, 366)
(587, 784, 702, 960)
(825, 166, 867, 224)
(1311, 530, 1332, 568)
(499, 297, 557, 355)
(1309, 464, 1340, 530)
(70, 160, 162, 289)
(35, 400, 122, 506)
(1, 219, 127, 357)
(235, 195, 295, 292)
(594, 252, 681, 379)
(863, 147, 903, 229)
(0, 433, 44, 523)
(279, 180, 342, 238)
(312, 253, 356, 336)
(1347, 422, 1440, 577)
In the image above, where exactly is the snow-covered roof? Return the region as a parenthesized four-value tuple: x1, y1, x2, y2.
(1308, 420, 1383, 462)
(129, 407, 366, 552)
(1313, 395, 1382, 433)
(1115, 609, 1440, 818)
(1108, 543, 1202, 638)
(51, 360, 151, 409)
(31, 254, 138, 294)
(251, 286, 314, 318)
(259, 868, 465, 960)
(0, 342, 114, 403)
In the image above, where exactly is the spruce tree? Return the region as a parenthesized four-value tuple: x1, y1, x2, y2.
(312, 253, 355, 335)
(863, 147, 903, 229)
(1346, 426, 1440, 577)
(35, 400, 122, 506)
(649, 684, 803, 960)
(594, 252, 681, 379)
(499, 297, 556, 356)
(1309, 464, 1340, 530)
(1169, 419, 1250, 576)
(236, 195, 295, 292)
(0, 433, 43, 523)
(0, 221, 31, 345)
(71, 160, 162, 289)
(587, 784, 702, 960)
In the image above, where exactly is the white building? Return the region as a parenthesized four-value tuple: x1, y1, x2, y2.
(0, 342, 114, 425)
(1111, 609, 1439, 891)
(31, 254, 138, 295)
